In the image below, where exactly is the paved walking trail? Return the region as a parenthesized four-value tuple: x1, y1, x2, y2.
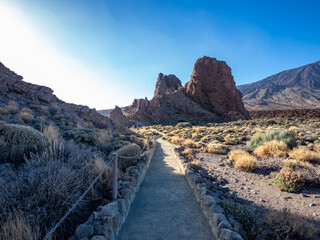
(118, 138, 215, 240)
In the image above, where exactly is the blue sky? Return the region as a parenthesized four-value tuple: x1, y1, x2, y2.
(1, 0, 320, 109)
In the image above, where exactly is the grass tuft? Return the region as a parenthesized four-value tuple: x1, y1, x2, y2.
(254, 140, 288, 157)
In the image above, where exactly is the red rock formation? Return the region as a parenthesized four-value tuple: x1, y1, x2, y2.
(185, 56, 249, 120)
(125, 56, 249, 124)
(124, 74, 218, 124)
(110, 105, 130, 126)
(154, 73, 182, 97)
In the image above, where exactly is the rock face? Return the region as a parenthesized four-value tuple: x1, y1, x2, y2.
(0, 61, 129, 133)
(185, 56, 249, 120)
(124, 56, 249, 124)
(110, 106, 130, 126)
(124, 76, 218, 124)
(154, 73, 182, 97)
(238, 60, 320, 110)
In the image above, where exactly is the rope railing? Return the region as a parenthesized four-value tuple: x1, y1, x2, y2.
(42, 137, 150, 240)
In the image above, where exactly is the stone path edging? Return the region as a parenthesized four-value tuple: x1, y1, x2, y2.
(68, 138, 157, 240)
(171, 148, 248, 240)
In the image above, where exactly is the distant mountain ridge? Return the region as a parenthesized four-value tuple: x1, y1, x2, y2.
(238, 61, 320, 110)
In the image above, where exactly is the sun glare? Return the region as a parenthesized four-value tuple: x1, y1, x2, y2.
(0, 2, 129, 109)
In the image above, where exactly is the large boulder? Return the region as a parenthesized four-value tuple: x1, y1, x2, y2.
(185, 56, 249, 120)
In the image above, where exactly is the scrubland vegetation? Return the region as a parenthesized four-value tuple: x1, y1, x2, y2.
(0, 116, 147, 239)
(133, 118, 320, 239)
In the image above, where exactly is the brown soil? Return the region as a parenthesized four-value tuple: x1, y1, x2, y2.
(250, 108, 320, 119)
(196, 150, 320, 233)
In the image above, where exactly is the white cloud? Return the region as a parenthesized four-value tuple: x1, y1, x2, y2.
(0, 2, 132, 109)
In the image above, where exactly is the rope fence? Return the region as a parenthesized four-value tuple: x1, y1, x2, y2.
(43, 137, 150, 240)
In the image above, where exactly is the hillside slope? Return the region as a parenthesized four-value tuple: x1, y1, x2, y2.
(0, 61, 127, 132)
(238, 61, 320, 110)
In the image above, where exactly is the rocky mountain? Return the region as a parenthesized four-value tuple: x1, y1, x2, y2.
(124, 56, 249, 125)
(0, 61, 128, 133)
(238, 61, 320, 110)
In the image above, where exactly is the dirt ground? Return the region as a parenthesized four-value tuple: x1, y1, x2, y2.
(196, 151, 320, 232)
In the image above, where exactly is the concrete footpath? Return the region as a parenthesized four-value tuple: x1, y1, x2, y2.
(118, 138, 215, 240)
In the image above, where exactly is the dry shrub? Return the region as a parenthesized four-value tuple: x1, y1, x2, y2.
(94, 130, 113, 151)
(274, 167, 305, 192)
(190, 160, 200, 169)
(289, 146, 320, 162)
(223, 200, 265, 240)
(282, 159, 312, 170)
(266, 209, 318, 240)
(18, 111, 34, 122)
(171, 136, 183, 144)
(0, 216, 40, 240)
(235, 155, 257, 172)
(0, 142, 104, 239)
(288, 126, 298, 131)
(314, 142, 320, 152)
(182, 148, 193, 156)
(92, 156, 112, 190)
(228, 150, 250, 161)
(0, 107, 9, 115)
(203, 143, 229, 154)
(116, 143, 141, 170)
(182, 139, 197, 148)
(254, 140, 288, 157)
(6, 101, 19, 114)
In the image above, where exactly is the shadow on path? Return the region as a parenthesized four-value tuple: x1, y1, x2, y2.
(118, 138, 215, 240)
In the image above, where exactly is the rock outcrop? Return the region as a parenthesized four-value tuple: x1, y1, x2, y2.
(185, 56, 249, 120)
(110, 105, 130, 126)
(124, 56, 249, 124)
(0, 61, 130, 133)
(154, 73, 182, 97)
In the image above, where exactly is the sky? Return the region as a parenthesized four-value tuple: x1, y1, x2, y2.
(0, 0, 320, 109)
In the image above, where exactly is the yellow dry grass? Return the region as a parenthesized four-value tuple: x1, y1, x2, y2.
(228, 150, 257, 172)
(253, 140, 288, 158)
(182, 139, 197, 148)
(182, 148, 193, 155)
(171, 136, 184, 144)
(228, 150, 248, 161)
(234, 155, 257, 172)
(288, 146, 320, 162)
(204, 143, 229, 154)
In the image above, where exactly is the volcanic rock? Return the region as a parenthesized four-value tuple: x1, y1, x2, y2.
(125, 56, 250, 124)
(154, 73, 182, 97)
(110, 105, 130, 126)
(185, 56, 249, 120)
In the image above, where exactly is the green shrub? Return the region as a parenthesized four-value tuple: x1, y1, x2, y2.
(274, 167, 305, 192)
(247, 130, 296, 149)
(116, 143, 141, 170)
(0, 123, 45, 166)
(223, 200, 266, 240)
(176, 122, 192, 129)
